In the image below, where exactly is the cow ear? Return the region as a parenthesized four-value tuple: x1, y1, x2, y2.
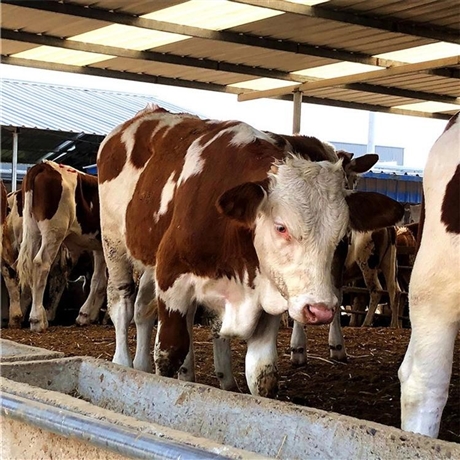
(347, 153, 379, 174)
(346, 191, 404, 232)
(217, 181, 268, 226)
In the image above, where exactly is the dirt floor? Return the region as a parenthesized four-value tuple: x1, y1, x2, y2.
(2, 323, 459, 443)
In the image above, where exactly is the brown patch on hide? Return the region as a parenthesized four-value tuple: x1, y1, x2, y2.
(23, 162, 62, 222)
(75, 173, 100, 236)
(441, 164, 460, 234)
(156, 299, 189, 377)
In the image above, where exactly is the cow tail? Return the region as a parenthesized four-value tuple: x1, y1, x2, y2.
(17, 188, 40, 289)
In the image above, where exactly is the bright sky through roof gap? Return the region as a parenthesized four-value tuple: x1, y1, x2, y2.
(10, 46, 113, 66)
(142, 0, 283, 30)
(375, 42, 460, 63)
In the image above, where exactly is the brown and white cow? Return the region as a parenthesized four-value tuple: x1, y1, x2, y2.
(396, 224, 417, 295)
(98, 106, 403, 396)
(0, 180, 7, 225)
(399, 112, 460, 438)
(346, 226, 403, 328)
(1, 189, 30, 327)
(17, 161, 107, 332)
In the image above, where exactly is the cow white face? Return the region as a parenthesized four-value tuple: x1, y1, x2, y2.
(253, 158, 349, 324)
(217, 156, 404, 326)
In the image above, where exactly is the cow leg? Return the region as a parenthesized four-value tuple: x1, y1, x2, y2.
(45, 247, 74, 323)
(380, 244, 402, 328)
(154, 298, 190, 378)
(178, 303, 198, 382)
(108, 265, 135, 368)
(399, 316, 458, 437)
(213, 334, 239, 391)
(329, 306, 347, 361)
(290, 320, 307, 366)
(132, 270, 157, 373)
(361, 269, 382, 327)
(245, 311, 280, 398)
(76, 250, 108, 326)
(1, 264, 23, 328)
(329, 239, 347, 360)
(28, 234, 65, 332)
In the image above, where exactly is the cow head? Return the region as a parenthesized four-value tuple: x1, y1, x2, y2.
(337, 151, 379, 190)
(217, 157, 403, 325)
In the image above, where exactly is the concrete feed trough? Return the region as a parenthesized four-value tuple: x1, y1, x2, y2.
(0, 338, 64, 362)
(1, 356, 459, 459)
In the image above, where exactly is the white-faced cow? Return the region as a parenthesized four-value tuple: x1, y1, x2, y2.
(98, 105, 403, 396)
(17, 161, 107, 332)
(399, 112, 460, 438)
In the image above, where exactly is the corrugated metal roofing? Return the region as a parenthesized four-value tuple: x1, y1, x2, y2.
(0, 78, 200, 135)
(1, 0, 458, 120)
(357, 172, 423, 204)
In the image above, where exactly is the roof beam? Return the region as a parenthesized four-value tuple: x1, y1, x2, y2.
(1, 55, 228, 93)
(238, 56, 460, 101)
(3, 56, 451, 121)
(232, 0, 460, 44)
(1, 28, 297, 82)
(344, 83, 460, 106)
(4, 1, 458, 81)
(279, 94, 452, 121)
(0, 0, 400, 67)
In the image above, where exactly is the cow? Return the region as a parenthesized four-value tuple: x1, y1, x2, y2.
(98, 105, 403, 397)
(395, 225, 417, 295)
(17, 161, 107, 332)
(345, 226, 403, 328)
(0, 180, 7, 226)
(1, 189, 30, 327)
(399, 112, 460, 438)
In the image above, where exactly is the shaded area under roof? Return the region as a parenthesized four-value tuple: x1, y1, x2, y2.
(1, 78, 200, 169)
(1, 0, 459, 119)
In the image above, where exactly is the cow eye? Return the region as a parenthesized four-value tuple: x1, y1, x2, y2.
(275, 224, 287, 234)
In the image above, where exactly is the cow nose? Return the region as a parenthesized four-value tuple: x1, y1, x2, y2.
(303, 302, 335, 325)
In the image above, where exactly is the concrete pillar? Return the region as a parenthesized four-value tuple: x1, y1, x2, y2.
(367, 112, 376, 153)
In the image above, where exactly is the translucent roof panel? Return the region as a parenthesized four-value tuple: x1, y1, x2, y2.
(143, 0, 283, 30)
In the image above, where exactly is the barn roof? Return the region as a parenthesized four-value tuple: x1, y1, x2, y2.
(1, 78, 200, 135)
(2, 0, 459, 121)
(0, 78, 199, 169)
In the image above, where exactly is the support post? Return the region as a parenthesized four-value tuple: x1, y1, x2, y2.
(367, 112, 376, 153)
(12, 128, 19, 192)
(292, 90, 302, 135)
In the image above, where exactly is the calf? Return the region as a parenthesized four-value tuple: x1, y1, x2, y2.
(399, 112, 460, 438)
(98, 106, 403, 396)
(17, 161, 107, 332)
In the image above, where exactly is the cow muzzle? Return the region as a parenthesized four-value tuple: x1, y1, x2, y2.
(288, 293, 337, 325)
(303, 302, 335, 325)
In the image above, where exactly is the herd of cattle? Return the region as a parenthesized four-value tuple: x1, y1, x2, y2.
(1, 106, 458, 440)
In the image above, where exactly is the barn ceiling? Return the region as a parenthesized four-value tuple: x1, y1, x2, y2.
(2, 0, 459, 120)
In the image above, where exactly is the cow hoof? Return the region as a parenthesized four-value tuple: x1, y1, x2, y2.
(216, 373, 240, 392)
(29, 319, 48, 333)
(290, 347, 307, 366)
(8, 315, 23, 329)
(329, 346, 347, 362)
(76, 313, 90, 326)
(250, 365, 279, 398)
